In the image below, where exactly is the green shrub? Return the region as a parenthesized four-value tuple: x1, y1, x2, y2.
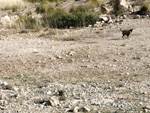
(136, 2, 150, 15)
(18, 16, 39, 29)
(43, 8, 99, 28)
(84, 13, 99, 26)
(43, 9, 76, 28)
(88, 0, 100, 8)
(114, 7, 126, 16)
(36, 1, 54, 14)
(74, 12, 99, 27)
(12, 5, 19, 12)
(70, 5, 92, 13)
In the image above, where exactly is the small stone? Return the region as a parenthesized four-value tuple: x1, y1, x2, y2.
(58, 90, 66, 101)
(49, 96, 60, 107)
(1, 84, 12, 90)
(35, 96, 60, 107)
(12, 86, 19, 91)
(143, 106, 150, 112)
(100, 16, 109, 22)
(73, 106, 79, 113)
(103, 99, 114, 104)
(68, 51, 76, 56)
(101, 5, 110, 14)
(9, 94, 18, 98)
(109, 64, 117, 67)
(79, 106, 90, 112)
(66, 108, 73, 112)
(145, 106, 150, 109)
(88, 25, 92, 27)
(133, 15, 141, 19)
(0, 81, 8, 86)
(122, 15, 127, 19)
(47, 90, 51, 95)
(0, 106, 5, 110)
(113, 59, 118, 62)
(56, 56, 62, 59)
(0, 100, 8, 105)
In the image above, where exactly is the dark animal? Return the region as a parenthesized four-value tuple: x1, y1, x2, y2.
(120, 29, 133, 39)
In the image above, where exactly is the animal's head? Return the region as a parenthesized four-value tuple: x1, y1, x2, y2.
(129, 29, 133, 33)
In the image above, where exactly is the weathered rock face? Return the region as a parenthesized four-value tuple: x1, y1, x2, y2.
(114, 0, 129, 11)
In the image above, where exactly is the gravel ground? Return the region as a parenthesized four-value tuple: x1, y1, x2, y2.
(0, 18, 150, 113)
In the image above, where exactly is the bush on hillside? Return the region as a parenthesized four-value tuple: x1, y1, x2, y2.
(136, 2, 150, 15)
(43, 8, 99, 28)
(36, 1, 54, 14)
(18, 16, 39, 29)
(114, 7, 126, 16)
(69, 5, 92, 13)
(43, 9, 76, 28)
(87, 0, 101, 8)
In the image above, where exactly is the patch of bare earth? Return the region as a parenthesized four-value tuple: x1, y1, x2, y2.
(0, 18, 150, 112)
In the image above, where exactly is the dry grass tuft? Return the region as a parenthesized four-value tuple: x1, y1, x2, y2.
(0, 0, 26, 9)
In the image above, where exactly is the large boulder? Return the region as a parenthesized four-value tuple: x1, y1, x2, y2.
(120, 0, 128, 9)
(114, 0, 129, 12)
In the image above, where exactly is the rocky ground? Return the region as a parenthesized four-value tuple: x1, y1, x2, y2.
(0, 13, 150, 113)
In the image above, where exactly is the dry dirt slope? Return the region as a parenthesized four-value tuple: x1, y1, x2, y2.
(0, 18, 150, 112)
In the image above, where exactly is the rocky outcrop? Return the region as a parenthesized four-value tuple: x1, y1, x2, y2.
(114, 0, 129, 12)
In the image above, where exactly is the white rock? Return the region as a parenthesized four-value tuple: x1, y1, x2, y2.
(0, 100, 8, 105)
(120, 0, 128, 9)
(68, 51, 76, 56)
(102, 99, 114, 104)
(0, 81, 8, 86)
(100, 16, 109, 22)
(114, 0, 129, 10)
(73, 106, 79, 113)
(49, 96, 60, 107)
(79, 106, 91, 112)
(88, 25, 92, 27)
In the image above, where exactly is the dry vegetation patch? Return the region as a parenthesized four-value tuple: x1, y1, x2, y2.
(0, 0, 26, 9)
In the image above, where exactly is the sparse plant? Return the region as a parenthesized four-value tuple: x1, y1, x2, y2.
(88, 0, 101, 8)
(0, 0, 25, 10)
(12, 5, 19, 12)
(74, 11, 99, 27)
(17, 16, 39, 29)
(26, 11, 32, 16)
(36, 1, 54, 14)
(114, 7, 126, 16)
(112, 0, 126, 16)
(62, 36, 81, 41)
(69, 5, 92, 13)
